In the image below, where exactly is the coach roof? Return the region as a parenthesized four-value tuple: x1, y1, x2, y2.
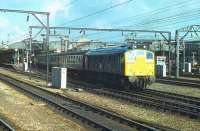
(86, 47, 130, 55)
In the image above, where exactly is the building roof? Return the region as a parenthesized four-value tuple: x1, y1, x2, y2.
(76, 38, 91, 48)
(8, 41, 26, 49)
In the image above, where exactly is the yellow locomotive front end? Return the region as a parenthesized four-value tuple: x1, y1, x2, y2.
(124, 49, 155, 89)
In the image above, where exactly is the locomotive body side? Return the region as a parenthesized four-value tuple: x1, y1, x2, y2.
(85, 47, 126, 75)
(35, 47, 155, 89)
(85, 47, 155, 89)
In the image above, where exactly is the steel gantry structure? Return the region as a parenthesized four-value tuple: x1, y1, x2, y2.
(30, 26, 172, 76)
(175, 25, 200, 78)
(0, 8, 50, 86)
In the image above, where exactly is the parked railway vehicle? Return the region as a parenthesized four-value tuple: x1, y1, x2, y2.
(35, 47, 155, 89)
(0, 49, 15, 64)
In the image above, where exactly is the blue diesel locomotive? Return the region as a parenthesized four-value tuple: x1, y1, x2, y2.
(35, 47, 155, 89)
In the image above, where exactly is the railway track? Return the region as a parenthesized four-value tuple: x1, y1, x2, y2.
(7, 68, 200, 109)
(67, 79, 200, 120)
(141, 89, 200, 106)
(2, 68, 200, 119)
(0, 68, 198, 129)
(0, 119, 15, 131)
(0, 73, 161, 131)
(156, 78, 200, 88)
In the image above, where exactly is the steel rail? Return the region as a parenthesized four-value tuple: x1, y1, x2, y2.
(142, 89, 200, 106)
(0, 73, 156, 131)
(156, 78, 200, 88)
(0, 119, 15, 131)
(7, 68, 200, 104)
(158, 77, 200, 84)
(1, 68, 198, 128)
(1, 68, 199, 120)
(66, 80, 200, 120)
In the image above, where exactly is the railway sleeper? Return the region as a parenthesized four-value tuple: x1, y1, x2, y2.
(138, 90, 200, 107)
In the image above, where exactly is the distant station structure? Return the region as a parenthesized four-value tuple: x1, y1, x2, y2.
(184, 41, 200, 66)
(1, 23, 200, 79)
(175, 25, 200, 77)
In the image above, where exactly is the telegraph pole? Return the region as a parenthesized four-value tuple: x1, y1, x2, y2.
(183, 41, 185, 72)
(168, 33, 171, 77)
(46, 14, 50, 87)
(175, 30, 180, 78)
(29, 27, 32, 79)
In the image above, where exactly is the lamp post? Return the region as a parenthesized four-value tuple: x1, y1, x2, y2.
(14, 48, 19, 64)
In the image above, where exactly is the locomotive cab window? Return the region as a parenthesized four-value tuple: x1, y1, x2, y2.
(146, 52, 153, 60)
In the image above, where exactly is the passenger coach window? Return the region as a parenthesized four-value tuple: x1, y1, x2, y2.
(146, 52, 153, 59)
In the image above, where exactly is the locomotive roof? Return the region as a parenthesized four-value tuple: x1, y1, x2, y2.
(86, 47, 130, 55)
(36, 47, 150, 56)
(36, 50, 87, 56)
(61, 50, 87, 55)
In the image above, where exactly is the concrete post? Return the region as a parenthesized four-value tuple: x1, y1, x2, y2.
(183, 41, 185, 72)
(29, 27, 32, 79)
(175, 30, 180, 78)
(168, 33, 171, 77)
(46, 14, 50, 87)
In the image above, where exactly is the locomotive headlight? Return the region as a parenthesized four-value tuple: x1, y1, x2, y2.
(128, 76, 137, 83)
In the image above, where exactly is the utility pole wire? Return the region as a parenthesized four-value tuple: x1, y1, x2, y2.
(60, 0, 135, 26)
(111, 0, 199, 24)
(71, 0, 199, 38)
(124, 9, 200, 28)
(66, 0, 79, 7)
(111, 0, 197, 25)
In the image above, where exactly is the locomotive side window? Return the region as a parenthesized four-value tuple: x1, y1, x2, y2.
(74, 56, 76, 64)
(126, 51, 135, 62)
(72, 56, 74, 64)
